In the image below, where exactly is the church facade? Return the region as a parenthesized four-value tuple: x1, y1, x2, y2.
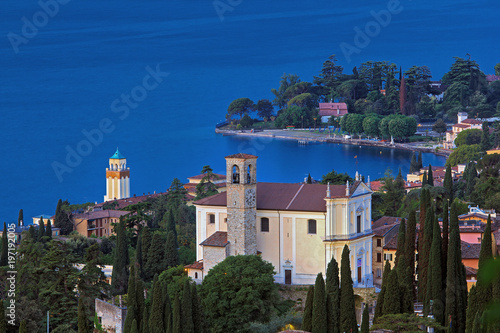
(185, 153, 374, 287)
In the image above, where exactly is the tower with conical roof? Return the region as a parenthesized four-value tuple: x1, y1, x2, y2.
(104, 148, 130, 201)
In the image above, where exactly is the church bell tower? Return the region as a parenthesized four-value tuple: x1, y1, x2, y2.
(104, 148, 130, 202)
(225, 153, 258, 256)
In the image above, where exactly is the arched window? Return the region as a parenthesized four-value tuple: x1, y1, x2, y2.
(247, 165, 252, 184)
(232, 165, 240, 184)
(308, 219, 317, 234)
(195, 272, 198, 279)
(115, 164, 118, 171)
(261, 218, 269, 232)
(208, 214, 215, 224)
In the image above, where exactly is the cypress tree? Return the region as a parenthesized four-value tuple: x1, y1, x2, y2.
(465, 285, 479, 333)
(149, 275, 164, 333)
(443, 165, 454, 200)
(172, 293, 182, 333)
(325, 257, 340, 333)
(38, 217, 45, 242)
(164, 231, 179, 269)
(442, 200, 449, 281)
(480, 121, 491, 151)
(162, 281, 172, 333)
(0, 223, 7, 266)
(425, 215, 444, 324)
(307, 173, 312, 184)
(303, 285, 314, 332)
(146, 234, 165, 280)
(410, 153, 418, 173)
(445, 201, 467, 333)
(136, 278, 145, 328)
(18, 209, 23, 226)
(360, 305, 369, 333)
(131, 319, 138, 333)
(124, 266, 137, 333)
(464, 162, 477, 200)
(395, 218, 406, 267)
(340, 245, 357, 333)
(312, 273, 327, 333)
(141, 227, 152, 279)
(405, 210, 417, 299)
(136, 230, 143, 277)
(472, 312, 482, 333)
(374, 261, 391, 321)
(19, 320, 27, 333)
(182, 280, 195, 333)
(28, 225, 36, 240)
(140, 303, 150, 333)
(418, 189, 429, 255)
(419, 205, 434, 302)
(191, 284, 202, 333)
(402, 266, 414, 314)
(165, 208, 178, 248)
(418, 151, 423, 169)
(45, 220, 52, 239)
(422, 171, 428, 186)
(111, 217, 129, 295)
(78, 297, 90, 333)
(383, 270, 401, 315)
(428, 164, 434, 186)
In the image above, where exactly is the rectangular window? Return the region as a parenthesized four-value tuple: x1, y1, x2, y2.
(377, 269, 382, 277)
(308, 219, 317, 234)
(384, 254, 393, 261)
(357, 215, 361, 234)
(261, 218, 269, 232)
(285, 270, 292, 285)
(377, 239, 381, 247)
(208, 214, 215, 224)
(377, 253, 382, 262)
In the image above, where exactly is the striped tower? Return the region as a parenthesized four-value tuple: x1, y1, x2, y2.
(104, 148, 130, 201)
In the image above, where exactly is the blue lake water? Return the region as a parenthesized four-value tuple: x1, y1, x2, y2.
(1, 0, 498, 221)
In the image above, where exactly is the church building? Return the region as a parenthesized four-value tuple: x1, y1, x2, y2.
(185, 153, 374, 287)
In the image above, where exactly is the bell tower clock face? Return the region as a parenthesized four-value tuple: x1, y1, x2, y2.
(245, 188, 256, 207)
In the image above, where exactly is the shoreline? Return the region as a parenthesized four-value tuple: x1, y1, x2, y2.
(215, 128, 452, 158)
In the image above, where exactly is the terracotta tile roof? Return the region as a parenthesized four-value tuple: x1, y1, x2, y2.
(370, 180, 385, 192)
(318, 102, 348, 117)
(373, 223, 399, 237)
(194, 182, 362, 212)
(187, 173, 226, 181)
(94, 192, 167, 210)
(200, 231, 229, 247)
(454, 123, 470, 129)
(465, 266, 478, 276)
(383, 234, 398, 250)
(185, 260, 203, 270)
(73, 210, 130, 220)
(462, 118, 483, 125)
(461, 241, 481, 259)
(225, 153, 258, 159)
(373, 216, 402, 229)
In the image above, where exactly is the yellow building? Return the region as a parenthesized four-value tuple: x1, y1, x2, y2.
(186, 153, 374, 287)
(32, 214, 55, 226)
(72, 210, 129, 237)
(486, 149, 500, 155)
(104, 149, 130, 202)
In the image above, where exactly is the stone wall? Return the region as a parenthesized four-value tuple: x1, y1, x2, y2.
(95, 298, 127, 333)
(203, 245, 228, 272)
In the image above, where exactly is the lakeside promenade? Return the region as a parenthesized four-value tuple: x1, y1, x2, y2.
(215, 128, 452, 158)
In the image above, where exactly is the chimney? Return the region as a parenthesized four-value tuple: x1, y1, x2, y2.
(355, 171, 359, 181)
(327, 182, 331, 198)
(346, 180, 350, 196)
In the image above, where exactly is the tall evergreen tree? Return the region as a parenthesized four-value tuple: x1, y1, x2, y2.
(480, 121, 491, 151)
(383, 270, 401, 315)
(191, 284, 203, 333)
(405, 210, 417, 299)
(111, 218, 129, 296)
(419, 206, 434, 302)
(307, 173, 312, 184)
(425, 215, 444, 324)
(136, 278, 145, 329)
(172, 293, 182, 333)
(45, 220, 52, 240)
(395, 218, 406, 267)
(410, 153, 418, 173)
(54, 199, 73, 235)
(164, 293, 172, 333)
(418, 189, 430, 255)
(312, 273, 328, 333)
(136, 230, 143, 275)
(145, 234, 165, 280)
(124, 266, 138, 333)
(443, 165, 454, 200)
(445, 201, 467, 333)
(140, 304, 150, 333)
(325, 257, 340, 333)
(427, 165, 434, 186)
(402, 266, 414, 314)
(374, 261, 391, 321)
(38, 218, 45, 242)
(165, 208, 178, 248)
(78, 297, 90, 333)
(340, 245, 357, 333)
(0, 223, 7, 266)
(418, 151, 423, 170)
(442, 200, 449, 281)
(360, 305, 369, 333)
(149, 275, 164, 333)
(466, 285, 479, 333)
(303, 285, 314, 332)
(422, 171, 428, 186)
(182, 280, 195, 333)
(18, 209, 24, 226)
(463, 162, 478, 200)
(28, 225, 36, 240)
(164, 231, 179, 269)
(141, 227, 152, 279)
(130, 319, 138, 333)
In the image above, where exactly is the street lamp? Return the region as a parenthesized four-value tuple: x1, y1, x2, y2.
(313, 117, 317, 131)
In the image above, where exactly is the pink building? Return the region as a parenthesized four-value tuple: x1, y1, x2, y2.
(319, 102, 348, 122)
